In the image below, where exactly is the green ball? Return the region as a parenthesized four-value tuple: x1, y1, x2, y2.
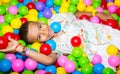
(18, 6, 28, 16)
(111, 14, 119, 20)
(72, 47, 83, 58)
(104, 10, 109, 14)
(68, 5, 77, 13)
(102, 67, 114, 74)
(27, 44, 32, 49)
(0, 31, 3, 36)
(67, 54, 76, 61)
(0, 6, 6, 15)
(4, 13, 14, 23)
(92, 2, 101, 8)
(70, 0, 79, 5)
(81, 64, 93, 74)
(93, 0, 101, 3)
(0, 23, 9, 30)
(18, 40, 26, 46)
(0, 72, 4, 74)
(22, 70, 34, 74)
(73, 60, 79, 69)
(15, 14, 22, 19)
(3, 4, 10, 13)
(10, 0, 18, 5)
(78, 57, 89, 67)
(38, 17, 48, 24)
(118, 17, 120, 26)
(0, 52, 5, 60)
(54, 0, 62, 6)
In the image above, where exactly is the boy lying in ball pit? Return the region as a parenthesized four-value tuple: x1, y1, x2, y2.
(0, 12, 120, 72)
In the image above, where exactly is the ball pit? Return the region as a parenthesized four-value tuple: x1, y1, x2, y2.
(0, 0, 120, 73)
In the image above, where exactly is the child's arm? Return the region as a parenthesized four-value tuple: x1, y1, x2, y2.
(0, 39, 57, 65)
(74, 12, 114, 20)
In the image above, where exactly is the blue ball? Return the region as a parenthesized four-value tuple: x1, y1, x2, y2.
(72, 70, 82, 74)
(38, 11, 43, 18)
(0, 59, 11, 72)
(93, 63, 105, 74)
(14, 29, 19, 34)
(46, 0, 54, 7)
(16, 3, 25, 8)
(15, 52, 23, 59)
(45, 65, 56, 74)
(37, 63, 46, 70)
(54, 6, 60, 13)
(50, 22, 61, 33)
(46, 39, 56, 51)
(23, 0, 32, 5)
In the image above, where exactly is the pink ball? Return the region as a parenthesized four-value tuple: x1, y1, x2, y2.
(108, 5, 117, 13)
(90, 16, 100, 23)
(5, 53, 16, 62)
(57, 55, 68, 66)
(96, 7, 104, 13)
(83, 0, 92, 6)
(12, 59, 24, 72)
(92, 54, 102, 65)
(64, 60, 76, 73)
(35, 70, 46, 74)
(108, 55, 120, 67)
(8, 6, 18, 15)
(25, 58, 38, 70)
(0, 16, 4, 24)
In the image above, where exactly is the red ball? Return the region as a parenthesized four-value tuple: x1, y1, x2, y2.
(45, 72, 52, 74)
(4, 32, 15, 40)
(71, 36, 81, 47)
(105, 19, 118, 28)
(38, 0, 46, 3)
(14, 34, 20, 40)
(54, 61, 59, 68)
(116, 26, 120, 31)
(116, 7, 120, 16)
(101, 0, 107, 9)
(0, 36, 8, 49)
(40, 44, 52, 55)
(26, 2, 36, 10)
(18, 0, 24, 3)
(99, 19, 106, 24)
(79, 14, 90, 20)
(20, 18, 28, 24)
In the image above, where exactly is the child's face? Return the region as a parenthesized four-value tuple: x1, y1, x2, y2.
(27, 22, 55, 43)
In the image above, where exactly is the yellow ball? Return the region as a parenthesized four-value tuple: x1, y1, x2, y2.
(59, 7, 68, 13)
(107, 44, 118, 55)
(2, 0, 10, 4)
(61, 1, 69, 8)
(79, 0, 83, 3)
(52, 10, 56, 15)
(85, 6, 95, 12)
(10, 72, 19, 74)
(107, 2, 114, 7)
(0, 1, 2, 5)
(11, 18, 22, 29)
(57, 67, 67, 74)
(114, 0, 120, 6)
(77, 3, 86, 12)
(31, 42, 41, 52)
(117, 69, 120, 74)
(27, 15, 38, 22)
(28, 9, 38, 16)
(2, 25, 13, 35)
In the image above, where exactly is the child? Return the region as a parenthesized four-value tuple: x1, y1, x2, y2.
(0, 12, 119, 71)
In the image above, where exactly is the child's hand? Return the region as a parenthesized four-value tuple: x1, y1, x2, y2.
(0, 38, 19, 52)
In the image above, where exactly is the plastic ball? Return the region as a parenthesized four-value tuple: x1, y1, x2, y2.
(93, 63, 105, 74)
(45, 65, 56, 74)
(9, 0, 19, 6)
(71, 36, 81, 47)
(85, 6, 94, 12)
(57, 55, 68, 66)
(108, 55, 120, 67)
(81, 64, 93, 74)
(105, 19, 118, 28)
(0, 36, 8, 49)
(59, 7, 68, 13)
(18, 40, 26, 46)
(96, 7, 104, 13)
(35, 70, 46, 74)
(106, 0, 114, 2)
(70, 0, 79, 5)
(0, 52, 5, 60)
(54, 0, 62, 6)
(83, 0, 92, 6)
(107, 2, 114, 7)
(117, 70, 120, 74)
(38, 17, 48, 24)
(64, 60, 76, 73)
(26, 14, 38, 22)
(4, 32, 15, 40)
(107, 44, 118, 55)
(0, 59, 11, 72)
(72, 70, 82, 74)
(92, 54, 102, 65)
(57, 67, 67, 74)
(72, 47, 83, 58)
(114, 0, 120, 7)
(78, 57, 89, 67)
(68, 5, 77, 13)
(22, 70, 34, 74)
(25, 58, 38, 70)
(92, 1, 101, 8)
(23, 0, 32, 5)
(90, 16, 100, 23)
(20, 17, 28, 24)
(38, 0, 46, 3)
(18, 0, 24, 3)
(16, 3, 25, 8)
(102, 67, 114, 74)
(46, 39, 56, 51)
(12, 59, 24, 72)
(5, 53, 16, 62)
(0, 6, 5, 15)
(67, 54, 76, 61)
(18, 6, 28, 16)
(116, 7, 120, 16)
(46, 0, 54, 7)
(2, 0, 10, 3)
(37, 63, 46, 70)
(54, 6, 60, 13)
(0, 16, 4, 24)
(14, 34, 20, 40)
(108, 5, 117, 13)
(26, 2, 35, 10)
(50, 22, 61, 33)
(77, 3, 86, 12)
(15, 52, 23, 59)
(36, 2, 45, 11)
(40, 44, 52, 55)
(10, 72, 19, 74)
(43, 9, 52, 18)
(8, 6, 18, 15)
(10, 18, 22, 29)
(31, 42, 41, 52)
(79, 14, 90, 20)
(61, 1, 69, 8)
(4, 13, 14, 23)
(28, 9, 38, 16)
(2, 25, 13, 35)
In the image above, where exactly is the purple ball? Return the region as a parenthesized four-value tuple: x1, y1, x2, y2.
(106, 0, 114, 3)
(36, 2, 45, 11)
(42, 9, 52, 18)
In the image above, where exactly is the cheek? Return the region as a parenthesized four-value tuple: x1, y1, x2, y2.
(40, 35, 48, 42)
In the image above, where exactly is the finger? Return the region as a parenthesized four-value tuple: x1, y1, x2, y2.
(0, 49, 8, 52)
(9, 38, 18, 43)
